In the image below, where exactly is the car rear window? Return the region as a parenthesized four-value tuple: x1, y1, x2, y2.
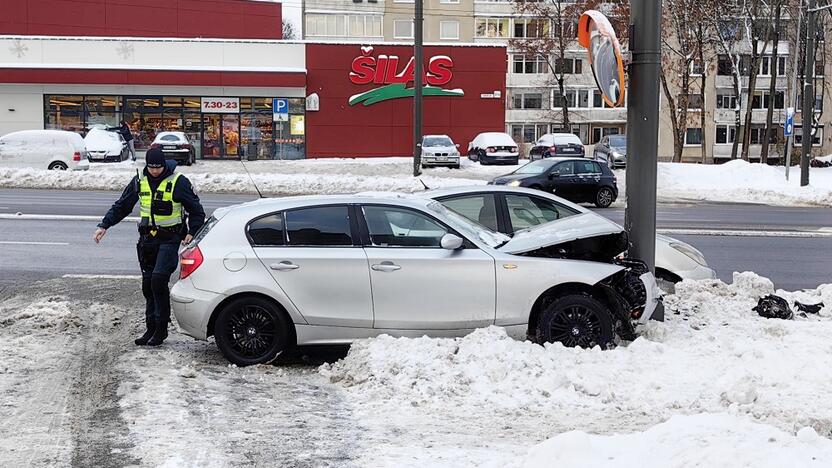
(190, 216, 218, 247)
(160, 135, 180, 142)
(248, 213, 285, 246)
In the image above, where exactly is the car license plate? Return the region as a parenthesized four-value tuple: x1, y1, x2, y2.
(438, 156, 447, 161)
(562, 148, 575, 152)
(164, 145, 176, 150)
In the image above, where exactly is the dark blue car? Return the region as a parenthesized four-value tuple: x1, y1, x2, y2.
(489, 158, 618, 208)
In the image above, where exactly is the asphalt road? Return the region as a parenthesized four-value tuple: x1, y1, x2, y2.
(0, 188, 830, 290)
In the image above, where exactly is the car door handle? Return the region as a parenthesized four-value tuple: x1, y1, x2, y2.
(372, 261, 401, 272)
(270, 261, 299, 271)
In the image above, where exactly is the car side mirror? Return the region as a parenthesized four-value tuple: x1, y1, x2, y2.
(455, 144, 460, 148)
(440, 233, 464, 250)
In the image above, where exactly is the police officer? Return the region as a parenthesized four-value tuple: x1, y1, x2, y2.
(93, 148, 205, 346)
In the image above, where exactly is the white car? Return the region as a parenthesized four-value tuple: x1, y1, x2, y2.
(151, 131, 195, 165)
(0, 129, 89, 171)
(467, 132, 520, 165)
(421, 135, 460, 169)
(172, 194, 660, 366)
(529, 133, 585, 160)
(424, 186, 716, 292)
(84, 127, 126, 162)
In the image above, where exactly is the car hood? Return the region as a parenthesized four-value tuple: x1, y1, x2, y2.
(610, 147, 627, 156)
(492, 173, 533, 184)
(498, 212, 624, 255)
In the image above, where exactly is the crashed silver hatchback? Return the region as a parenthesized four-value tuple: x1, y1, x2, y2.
(172, 194, 661, 366)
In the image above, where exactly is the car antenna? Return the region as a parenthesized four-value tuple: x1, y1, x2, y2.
(418, 178, 430, 190)
(239, 159, 265, 198)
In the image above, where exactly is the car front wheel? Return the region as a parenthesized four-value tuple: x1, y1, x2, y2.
(595, 187, 615, 208)
(49, 161, 68, 170)
(214, 297, 290, 366)
(535, 294, 613, 348)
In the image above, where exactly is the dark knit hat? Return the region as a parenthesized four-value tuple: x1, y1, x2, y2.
(145, 148, 165, 168)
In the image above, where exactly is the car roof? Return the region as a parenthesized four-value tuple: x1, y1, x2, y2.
(423, 134, 451, 139)
(215, 193, 439, 220)
(419, 185, 590, 214)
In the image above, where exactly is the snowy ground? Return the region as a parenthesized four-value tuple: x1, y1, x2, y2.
(1, 157, 831, 206)
(1, 273, 831, 467)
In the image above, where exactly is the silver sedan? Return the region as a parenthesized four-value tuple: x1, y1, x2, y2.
(172, 195, 660, 366)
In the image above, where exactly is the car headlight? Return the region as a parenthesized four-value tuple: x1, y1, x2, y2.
(611, 151, 623, 158)
(670, 242, 708, 267)
(507, 180, 522, 187)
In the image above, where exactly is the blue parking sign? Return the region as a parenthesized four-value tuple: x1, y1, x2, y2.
(784, 107, 795, 137)
(273, 98, 289, 122)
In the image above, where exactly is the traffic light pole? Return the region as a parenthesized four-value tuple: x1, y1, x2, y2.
(413, 0, 424, 177)
(624, 0, 662, 272)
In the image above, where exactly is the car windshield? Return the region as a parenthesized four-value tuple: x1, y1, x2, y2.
(423, 136, 453, 147)
(513, 160, 555, 175)
(426, 201, 510, 249)
(609, 135, 626, 148)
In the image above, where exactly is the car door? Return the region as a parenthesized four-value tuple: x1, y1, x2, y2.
(548, 161, 579, 200)
(359, 204, 496, 330)
(248, 205, 374, 328)
(575, 160, 604, 201)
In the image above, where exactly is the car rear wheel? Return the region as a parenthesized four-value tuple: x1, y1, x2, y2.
(214, 297, 290, 366)
(595, 187, 615, 208)
(535, 294, 613, 348)
(49, 161, 68, 170)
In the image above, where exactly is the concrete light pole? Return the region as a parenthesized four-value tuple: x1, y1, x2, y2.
(624, 0, 662, 272)
(413, 0, 424, 177)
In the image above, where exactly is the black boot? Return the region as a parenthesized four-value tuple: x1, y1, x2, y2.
(134, 317, 155, 346)
(146, 322, 168, 346)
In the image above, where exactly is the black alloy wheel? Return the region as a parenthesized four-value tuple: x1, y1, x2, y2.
(215, 297, 290, 366)
(535, 294, 613, 348)
(595, 187, 615, 208)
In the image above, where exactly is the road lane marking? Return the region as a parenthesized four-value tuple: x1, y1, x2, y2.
(0, 214, 139, 222)
(0, 241, 70, 245)
(62, 274, 141, 279)
(659, 228, 832, 238)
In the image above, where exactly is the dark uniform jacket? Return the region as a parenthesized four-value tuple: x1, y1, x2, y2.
(98, 160, 205, 236)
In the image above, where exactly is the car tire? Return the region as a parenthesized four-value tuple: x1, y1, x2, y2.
(535, 294, 614, 348)
(48, 161, 68, 171)
(480, 152, 489, 165)
(595, 187, 615, 208)
(214, 296, 291, 366)
(452, 163, 460, 169)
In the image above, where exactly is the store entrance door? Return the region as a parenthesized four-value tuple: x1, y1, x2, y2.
(202, 114, 241, 159)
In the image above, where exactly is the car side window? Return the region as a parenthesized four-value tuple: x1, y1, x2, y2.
(505, 194, 579, 231)
(362, 206, 449, 248)
(247, 213, 285, 246)
(438, 194, 499, 232)
(285, 206, 353, 246)
(576, 161, 601, 174)
(551, 161, 574, 175)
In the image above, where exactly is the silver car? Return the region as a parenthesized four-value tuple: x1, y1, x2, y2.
(172, 195, 661, 366)
(421, 135, 461, 169)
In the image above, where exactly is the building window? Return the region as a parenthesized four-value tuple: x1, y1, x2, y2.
(513, 18, 549, 38)
(394, 20, 414, 39)
(794, 125, 823, 146)
(748, 125, 777, 145)
(717, 55, 734, 76)
(439, 0, 459, 3)
(716, 92, 737, 110)
(690, 58, 704, 76)
(555, 58, 582, 74)
(475, 17, 510, 38)
(306, 14, 382, 38)
(752, 91, 785, 109)
(440, 21, 459, 40)
(684, 127, 703, 145)
(510, 123, 551, 144)
(591, 126, 621, 144)
(512, 55, 547, 74)
(677, 94, 704, 111)
(715, 124, 736, 144)
(511, 91, 544, 110)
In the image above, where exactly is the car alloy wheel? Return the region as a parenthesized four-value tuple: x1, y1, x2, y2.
(595, 187, 614, 208)
(548, 305, 603, 348)
(535, 294, 613, 348)
(215, 297, 290, 366)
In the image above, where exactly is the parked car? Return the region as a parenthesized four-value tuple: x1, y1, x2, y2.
(172, 194, 660, 365)
(84, 127, 127, 162)
(150, 131, 195, 165)
(594, 135, 627, 168)
(529, 133, 585, 160)
(425, 186, 716, 293)
(490, 158, 618, 208)
(467, 132, 519, 165)
(421, 135, 460, 169)
(0, 130, 89, 171)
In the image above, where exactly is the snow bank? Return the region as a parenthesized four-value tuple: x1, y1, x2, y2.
(618, 159, 832, 206)
(522, 413, 832, 468)
(320, 272, 832, 465)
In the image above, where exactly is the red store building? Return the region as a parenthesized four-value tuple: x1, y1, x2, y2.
(0, 0, 507, 160)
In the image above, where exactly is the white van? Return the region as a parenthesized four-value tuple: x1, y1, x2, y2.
(0, 130, 90, 171)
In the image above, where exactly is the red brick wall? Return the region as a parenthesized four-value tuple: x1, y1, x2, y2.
(305, 44, 507, 158)
(0, 0, 282, 40)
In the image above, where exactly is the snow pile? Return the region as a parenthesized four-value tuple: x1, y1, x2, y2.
(0, 298, 81, 331)
(617, 159, 832, 206)
(320, 272, 832, 466)
(522, 413, 832, 468)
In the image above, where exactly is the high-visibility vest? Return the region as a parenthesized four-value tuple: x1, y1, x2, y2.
(139, 173, 183, 227)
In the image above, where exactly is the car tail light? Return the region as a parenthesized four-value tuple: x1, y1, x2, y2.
(183, 143, 193, 150)
(150, 143, 161, 149)
(486, 146, 496, 153)
(180, 246, 203, 280)
(549, 145, 557, 153)
(73, 151, 81, 161)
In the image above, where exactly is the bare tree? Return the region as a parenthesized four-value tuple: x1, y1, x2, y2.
(738, 0, 775, 160)
(761, 0, 784, 163)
